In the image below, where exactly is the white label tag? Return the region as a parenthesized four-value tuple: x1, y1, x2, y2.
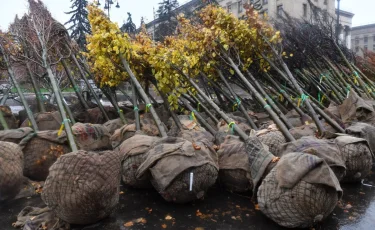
(189, 172, 194, 191)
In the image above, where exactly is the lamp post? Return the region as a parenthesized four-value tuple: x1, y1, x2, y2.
(95, 0, 120, 19)
(336, 0, 341, 43)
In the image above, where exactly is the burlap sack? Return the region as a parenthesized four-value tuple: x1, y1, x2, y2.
(335, 135, 373, 182)
(289, 123, 318, 140)
(119, 134, 160, 188)
(75, 106, 118, 124)
(103, 118, 125, 135)
(21, 111, 62, 131)
(0, 141, 24, 201)
(42, 150, 121, 225)
(167, 115, 205, 136)
(256, 124, 287, 155)
(338, 90, 375, 125)
(111, 114, 164, 149)
(68, 123, 111, 151)
(258, 152, 342, 228)
(178, 129, 214, 145)
(346, 122, 375, 153)
(217, 135, 253, 193)
(279, 136, 346, 181)
(0, 127, 33, 144)
(137, 137, 218, 203)
(19, 131, 71, 181)
(0, 105, 17, 130)
(12, 206, 70, 230)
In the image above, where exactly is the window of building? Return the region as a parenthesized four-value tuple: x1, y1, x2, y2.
(324, 0, 328, 5)
(238, 1, 243, 13)
(373, 35, 375, 42)
(355, 47, 359, 52)
(364, 45, 368, 51)
(364, 36, 368, 43)
(263, 0, 268, 4)
(277, 5, 283, 17)
(303, 4, 307, 17)
(373, 44, 375, 51)
(355, 37, 359, 45)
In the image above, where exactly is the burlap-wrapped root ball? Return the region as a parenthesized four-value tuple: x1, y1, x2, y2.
(68, 123, 111, 151)
(256, 124, 287, 156)
(217, 135, 253, 193)
(257, 152, 342, 228)
(42, 150, 121, 225)
(119, 134, 160, 188)
(137, 137, 218, 203)
(335, 136, 373, 182)
(0, 141, 24, 201)
(20, 131, 71, 181)
(279, 136, 346, 181)
(21, 111, 62, 131)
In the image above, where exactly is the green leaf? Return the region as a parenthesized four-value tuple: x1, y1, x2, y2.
(229, 69, 235, 75)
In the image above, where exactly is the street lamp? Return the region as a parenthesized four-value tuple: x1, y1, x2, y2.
(95, 0, 120, 19)
(336, 0, 341, 43)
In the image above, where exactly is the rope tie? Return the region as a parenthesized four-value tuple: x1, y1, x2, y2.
(197, 102, 201, 112)
(346, 85, 351, 98)
(145, 103, 152, 113)
(58, 119, 71, 136)
(297, 94, 308, 108)
(264, 104, 271, 109)
(279, 89, 285, 102)
(228, 121, 235, 134)
(133, 106, 139, 111)
(232, 97, 241, 111)
(320, 74, 325, 84)
(118, 109, 123, 113)
(353, 71, 360, 86)
(190, 110, 197, 121)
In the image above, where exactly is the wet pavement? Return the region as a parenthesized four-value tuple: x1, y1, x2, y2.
(1, 168, 374, 230)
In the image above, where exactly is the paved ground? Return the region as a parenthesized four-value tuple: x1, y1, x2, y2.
(1, 167, 374, 230)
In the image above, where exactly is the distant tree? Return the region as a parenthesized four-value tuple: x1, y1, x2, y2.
(121, 12, 137, 35)
(154, 0, 179, 41)
(65, 0, 91, 49)
(140, 17, 146, 28)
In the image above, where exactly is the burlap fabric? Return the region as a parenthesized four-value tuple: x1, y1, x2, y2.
(66, 123, 111, 151)
(0, 127, 33, 144)
(217, 117, 251, 136)
(178, 130, 214, 145)
(12, 206, 70, 230)
(346, 122, 375, 153)
(119, 134, 160, 188)
(285, 110, 312, 127)
(0, 141, 24, 201)
(279, 136, 346, 181)
(42, 150, 121, 225)
(75, 106, 118, 124)
(21, 111, 62, 131)
(0, 105, 17, 130)
(19, 131, 71, 181)
(245, 133, 275, 191)
(338, 90, 375, 125)
(217, 135, 253, 193)
(257, 152, 342, 228)
(256, 124, 287, 155)
(335, 135, 373, 182)
(137, 137, 218, 203)
(111, 114, 163, 149)
(289, 123, 318, 140)
(103, 118, 125, 135)
(167, 115, 205, 136)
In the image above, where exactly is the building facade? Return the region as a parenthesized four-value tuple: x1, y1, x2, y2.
(219, 0, 353, 47)
(351, 24, 375, 57)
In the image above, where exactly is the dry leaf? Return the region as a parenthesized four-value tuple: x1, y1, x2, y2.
(165, 215, 173, 220)
(124, 221, 134, 227)
(161, 224, 167, 229)
(119, 191, 124, 194)
(254, 204, 260, 210)
(135, 218, 147, 224)
(195, 227, 205, 230)
(196, 210, 202, 217)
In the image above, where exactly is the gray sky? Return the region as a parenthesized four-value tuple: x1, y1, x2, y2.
(0, 0, 373, 31)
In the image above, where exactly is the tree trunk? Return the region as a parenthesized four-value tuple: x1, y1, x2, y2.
(120, 55, 167, 137)
(61, 59, 90, 110)
(131, 81, 141, 131)
(26, 62, 46, 112)
(71, 54, 110, 121)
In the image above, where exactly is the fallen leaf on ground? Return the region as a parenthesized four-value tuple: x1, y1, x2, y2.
(196, 210, 202, 217)
(135, 218, 147, 224)
(119, 191, 124, 194)
(165, 215, 173, 220)
(195, 227, 205, 230)
(254, 204, 260, 210)
(161, 224, 167, 228)
(124, 221, 134, 227)
(348, 216, 355, 221)
(345, 204, 353, 209)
